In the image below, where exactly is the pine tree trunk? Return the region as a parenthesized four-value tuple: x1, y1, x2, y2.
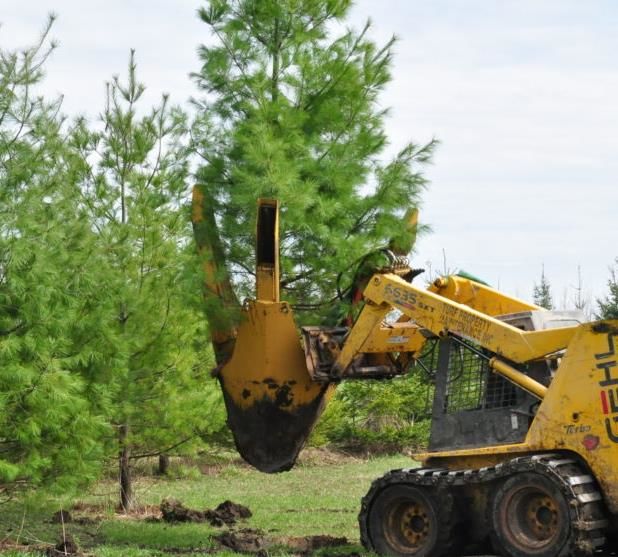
(119, 424, 133, 512)
(158, 453, 170, 475)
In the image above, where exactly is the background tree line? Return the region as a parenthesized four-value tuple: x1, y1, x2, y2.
(532, 262, 618, 319)
(1, 1, 617, 511)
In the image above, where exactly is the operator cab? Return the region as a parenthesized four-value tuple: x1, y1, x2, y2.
(428, 309, 585, 452)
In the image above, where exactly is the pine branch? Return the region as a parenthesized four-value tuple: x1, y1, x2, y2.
(128, 435, 196, 460)
(304, 21, 371, 112)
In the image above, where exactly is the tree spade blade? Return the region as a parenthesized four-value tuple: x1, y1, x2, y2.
(217, 300, 333, 473)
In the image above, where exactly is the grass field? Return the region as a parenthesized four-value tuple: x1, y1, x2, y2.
(0, 450, 413, 556)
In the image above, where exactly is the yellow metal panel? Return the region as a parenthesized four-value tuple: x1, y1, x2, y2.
(218, 300, 334, 473)
(525, 321, 618, 512)
(333, 302, 390, 375)
(415, 321, 618, 513)
(221, 300, 328, 409)
(414, 442, 533, 463)
(429, 274, 541, 316)
(360, 321, 427, 354)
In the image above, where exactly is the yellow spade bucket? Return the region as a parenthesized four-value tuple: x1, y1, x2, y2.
(217, 199, 333, 472)
(218, 299, 332, 472)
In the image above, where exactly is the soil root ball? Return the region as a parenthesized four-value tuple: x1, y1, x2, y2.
(160, 498, 252, 526)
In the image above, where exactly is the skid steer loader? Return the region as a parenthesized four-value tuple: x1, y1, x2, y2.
(200, 199, 618, 557)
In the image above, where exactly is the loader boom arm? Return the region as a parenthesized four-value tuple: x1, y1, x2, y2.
(334, 273, 577, 377)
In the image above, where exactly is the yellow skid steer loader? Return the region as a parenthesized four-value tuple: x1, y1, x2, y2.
(206, 199, 618, 557)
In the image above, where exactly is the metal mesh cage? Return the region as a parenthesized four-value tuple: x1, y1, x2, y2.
(445, 337, 517, 413)
(415, 338, 438, 416)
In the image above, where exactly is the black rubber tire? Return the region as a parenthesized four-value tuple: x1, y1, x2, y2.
(363, 484, 458, 557)
(605, 521, 618, 554)
(490, 472, 572, 557)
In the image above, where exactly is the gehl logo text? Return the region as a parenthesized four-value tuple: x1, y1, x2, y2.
(596, 332, 618, 443)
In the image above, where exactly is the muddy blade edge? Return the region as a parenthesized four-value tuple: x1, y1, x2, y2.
(221, 376, 329, 473)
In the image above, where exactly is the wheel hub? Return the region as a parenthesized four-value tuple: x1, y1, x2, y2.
(400, 503, 430, 546)
(502, 485, 561, 550)
(527, 496, 558, 539)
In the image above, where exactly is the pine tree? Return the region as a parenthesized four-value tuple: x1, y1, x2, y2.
(597, 259, 618, 320)
(533, 266, 553, 310)
(71, 53, 225, 510)
(191, 0, 435, 361)
(0, 17, 110, 495)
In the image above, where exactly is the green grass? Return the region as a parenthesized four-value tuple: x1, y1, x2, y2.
(0, 452, 413, 556)
(100, 521, 217, 550)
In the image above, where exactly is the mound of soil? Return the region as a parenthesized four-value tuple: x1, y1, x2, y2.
(216, 530, 350, 555)
(160, 498, 252, 526)
(159, 498, 352, 555)
(214, 499, 252, 522)
(160, 498, 205, 523)
(216, 528, 267, 553)
(51, 509, 72, 524)
(280, 535, 349, 554)
(45, 534, 80, 556)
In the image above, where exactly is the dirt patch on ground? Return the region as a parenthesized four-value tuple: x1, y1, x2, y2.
(279, 534, 350, 554)
(158, 499, 352, 555)
(294, 447, 361, 467)
(158, 500, 354, 555)
(51, 509, 72, 523)
(45, 534, 81, 556)
(215, 529, 351, 555)
(216, 528, 267, 553)
(160, 498, 252, 526)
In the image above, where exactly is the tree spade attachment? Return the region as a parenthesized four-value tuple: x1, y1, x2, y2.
(215, 200, 333, 472)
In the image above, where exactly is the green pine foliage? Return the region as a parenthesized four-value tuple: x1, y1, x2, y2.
(70, 52, 225, 508)
(533, 266, 553, 310)
(311, 341, 437, 451)
(0, 20, 226, 502)
(0, 1, 443, 496)
(305, 328, 438, 451)
(192, 0, 436, 322)
(597, 258, 618, 320)
(0, 18, 109, 495)
(311, 373, 432, 451)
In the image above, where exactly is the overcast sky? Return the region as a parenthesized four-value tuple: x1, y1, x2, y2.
(2, 1, 617, 309)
